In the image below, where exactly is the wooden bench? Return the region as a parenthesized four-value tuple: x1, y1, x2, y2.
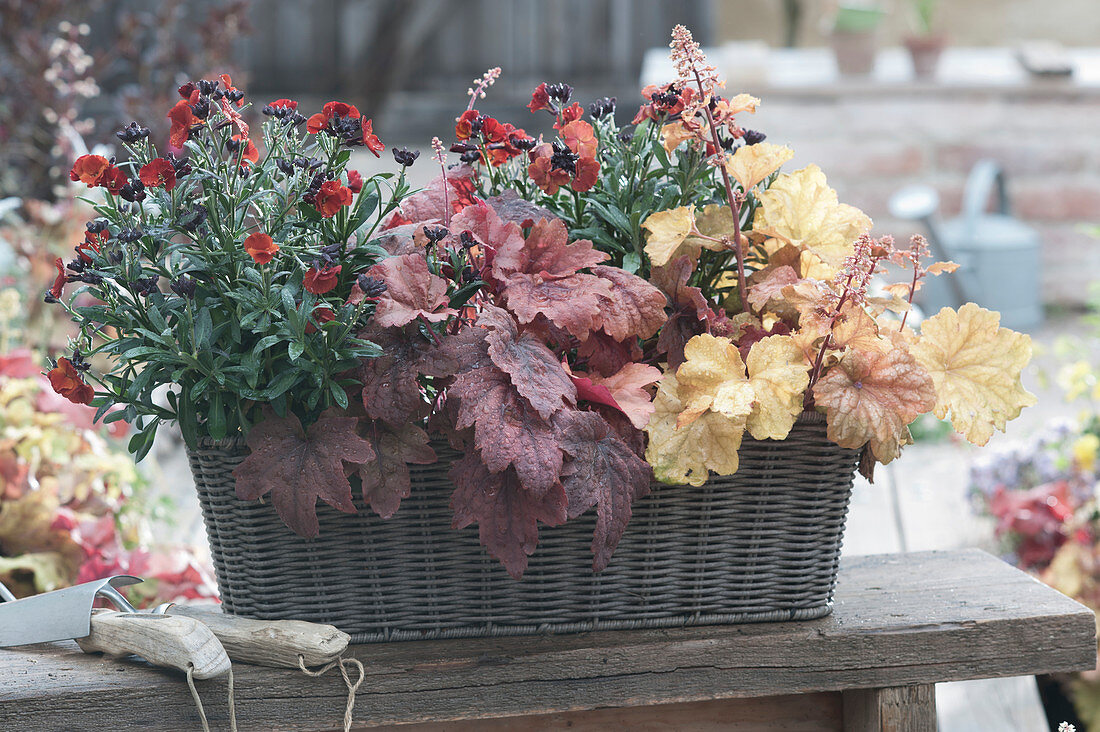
(1, 549, 1095, 731)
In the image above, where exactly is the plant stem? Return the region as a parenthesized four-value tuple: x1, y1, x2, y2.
(693, 71, 748, 314)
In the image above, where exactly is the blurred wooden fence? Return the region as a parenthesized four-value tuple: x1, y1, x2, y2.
(245, 0, 717, 104)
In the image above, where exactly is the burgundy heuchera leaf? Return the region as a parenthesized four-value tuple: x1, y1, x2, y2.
(366, 253, 457, 328)
(449, 365, 564, 494)
(556, 411, 652, 571)
(480, 305, 576, 419)
(491, 218, 613, 339)
(449, 452, 567, 579)
(357, 422, 436, 518)
(357, 325, 431, 425)
(233, 411, 374, 537)
(589, 264, 667, 342)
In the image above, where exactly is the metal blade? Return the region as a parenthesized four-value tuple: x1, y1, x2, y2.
(0, 576, 142, 647)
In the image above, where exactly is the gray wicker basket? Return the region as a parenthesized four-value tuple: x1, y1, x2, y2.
(187, 412, 858, 643)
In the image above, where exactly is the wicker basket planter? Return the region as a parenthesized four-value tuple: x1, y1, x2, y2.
(187, 412, 859, 643)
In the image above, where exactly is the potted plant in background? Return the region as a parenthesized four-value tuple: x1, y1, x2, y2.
(828, 1, 885, 75)
(904, 0, 946, 79)
(48, 27, 1035, 642)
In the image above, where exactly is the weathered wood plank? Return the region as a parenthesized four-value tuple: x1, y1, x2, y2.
(842, 685, 936, 732)
(395, 692, 844, 731)
(0, 550, 1093, 730)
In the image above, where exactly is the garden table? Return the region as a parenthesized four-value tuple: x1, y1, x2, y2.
(0, 549, 1094, 731)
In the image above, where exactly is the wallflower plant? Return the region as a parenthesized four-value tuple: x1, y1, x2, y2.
(52, 28, 1037, 580)
(49, 75, 407, 461)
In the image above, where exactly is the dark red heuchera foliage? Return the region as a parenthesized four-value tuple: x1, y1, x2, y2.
(234, 166, 668, 577)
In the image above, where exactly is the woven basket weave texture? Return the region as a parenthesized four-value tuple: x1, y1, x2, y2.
(187, 412, 858, 643)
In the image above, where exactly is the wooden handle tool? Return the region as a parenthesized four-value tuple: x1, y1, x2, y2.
(169, 606, 350, 668)
(77, 610, 231, 679)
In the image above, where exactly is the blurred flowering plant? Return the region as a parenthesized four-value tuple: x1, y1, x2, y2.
(0, 292, 214, 606)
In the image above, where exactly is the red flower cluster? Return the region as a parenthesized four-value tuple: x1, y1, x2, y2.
(632, 83, 696, 124)
(528, 119, 600, 194)
(307, 101, 384, 156)
(69, 155, 127, 194)
(454, 110, 531, 167)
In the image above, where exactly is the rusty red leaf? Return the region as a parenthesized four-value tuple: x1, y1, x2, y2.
(233, 411, 374, 537)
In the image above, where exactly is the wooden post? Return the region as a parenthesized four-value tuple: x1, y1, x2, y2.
(843, 685, 937, 732)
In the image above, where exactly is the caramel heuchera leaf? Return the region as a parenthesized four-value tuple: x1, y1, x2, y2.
(752, 165, 872, 277)
(812, 339, 936, 464)
(557, 411, 652, 571)
(746, 264, 800, 314)
(450, 365, 564, 493)
(480, 306, 576, 419)
(234, 411, 375, 537)
(367, 253, 458, 328)
(724, 142, 794, 191)
(645, 372, 748, 486)
(642, 205, 700, 267)
(675, 334, 755, 427)
(911, 303, 1036, 445)
(357, 422, 436, 519)
(580, 362, 662, 429)
(745, 335, 811, 440)
(590, 265, 668, 342)
(449, 453, 567, 579)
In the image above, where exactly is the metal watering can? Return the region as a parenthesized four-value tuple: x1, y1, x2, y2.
(889, 159, 1043, 331)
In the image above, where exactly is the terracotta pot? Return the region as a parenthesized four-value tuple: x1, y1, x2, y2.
(904, 34, 947, 79)
(831, 29, 878, 75)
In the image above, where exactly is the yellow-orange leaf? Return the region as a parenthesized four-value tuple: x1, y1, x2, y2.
(812, 339, 936, 464)
(725, 142, 794, 192)
(927, 261, 960, 276)
(745, 335, 810, 440)
(675, 334, 754, 427)
(642, 206, 700, 267)
(831, 302, 886, 353)
(752, 165, 872, 278)
(645, 372, 747, 486)
(660, 121, 696, 153)
(911, 303, 1036, 446)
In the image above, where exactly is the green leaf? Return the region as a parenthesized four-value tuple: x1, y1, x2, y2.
(194, 308, 213, 350)
(288, 340, 304, 361)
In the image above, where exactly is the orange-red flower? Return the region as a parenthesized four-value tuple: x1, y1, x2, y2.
(168, 100, 200, 150)
(572, 155, 600, 192)
(230, 134, 259, 163)
(48, 358, 94, 405)
(359, 118, 384, 156)
(560, 119, 597, 158)
(268, 98, 297, 110)
(307, 101, 360, 134)
(527, 144, 572, 195)
(244, 232, 279, 264)
(528, 83, 550, 112)
(632, 83, 696, 125)
(102, 166, 128, 195)
(69, 155, 109, 185)
(303, 264, 341, 295)
(219, 74, 245, 108)
(78, 227, 109, 263)
(558, 102, 583, 128)
(305, 305, 336, 334)
(139, 158, 177, 191)
(455, 109, 481, 140)
(48, 257, 66, 301)
(314, 180, 352, 218)
(346, 170, 363, 193)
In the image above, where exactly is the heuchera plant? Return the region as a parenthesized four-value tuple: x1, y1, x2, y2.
(52, 27, 1037, 580)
